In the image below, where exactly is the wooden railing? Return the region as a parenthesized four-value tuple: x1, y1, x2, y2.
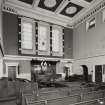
(24, 94, 80, 105)
(71, 97, 105, 105)
(24, 89, 105, 105)
(16, 82, 38, 105)
(81, 90, 105, 101)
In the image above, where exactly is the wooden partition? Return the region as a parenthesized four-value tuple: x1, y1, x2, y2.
(38, 90, 69, 100)
(81, 90, 105, 101)
(46, 95, 81, 105)
(38, 85, 95, 96)
(20, 82, 105, 105)
(7, 81, 16, 97)
(24, 94, 81, 105)
(16, 81, 38, 105)
(73, 100, 98, 105)
(24, 88, 105, 105)
(73, 97, 105, 105)
(0, 80, 16, 98)
(39, 91, 61, 100)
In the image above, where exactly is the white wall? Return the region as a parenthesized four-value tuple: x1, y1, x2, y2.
(56, 62, 65, 79)
(56, 61, 73, 79)
(0, 58, 3, 78)
(0, 0, 3, 49)
(0, 1, 3, 79)
(73, 11, 105, 60)
(72, 55, 105, 82)
(17, 73, 31, 80)
(73, 7, 105, 82)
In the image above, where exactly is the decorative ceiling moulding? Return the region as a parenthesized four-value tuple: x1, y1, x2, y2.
(4, 2, 71, 28)
(55, 0, 68, 14)
(7, 0, 33, 8)
(2, 4, 18, 14)
(44, 0, 57, 8)
(66, 6, 77, 14)
(4, 55, 61, 61)
(66, 24, 74, 28)
(35, 4, 72, 21)
(74, 0, 105, 28)
(33, 0, 40, 7)
(60, 2, 84, 18)
(60, 59, 74, 63)
(38, 0, 63, 12)
(84, 0, 94, 3)
(70, 0, 90, 8)
(18, 0, 34, 5)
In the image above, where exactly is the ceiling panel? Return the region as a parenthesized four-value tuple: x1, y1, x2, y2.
(60, 2, 84, 18)
(84, 0, 94, 2)
(18, 0, 34, 5)
(38, 0, 63, 12)
(6, 0, 100, 27)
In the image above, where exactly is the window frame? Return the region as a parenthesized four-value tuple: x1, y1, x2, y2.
(37, 21, 50, 56)
(86, 17, 96, 31)
(19, 17, 36, 55)
(52, 25, 63, 56)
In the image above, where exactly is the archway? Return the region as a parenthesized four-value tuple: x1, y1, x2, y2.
(81, 65, 88, 82)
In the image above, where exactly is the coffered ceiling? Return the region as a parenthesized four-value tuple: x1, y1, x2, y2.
(4, 0, 103, 27)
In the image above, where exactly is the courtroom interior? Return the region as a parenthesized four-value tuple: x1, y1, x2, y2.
(0, 0, 105, 105)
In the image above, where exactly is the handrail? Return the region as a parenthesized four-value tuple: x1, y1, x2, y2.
(82, 89, 105, 95)
(70, 97, 105, 105)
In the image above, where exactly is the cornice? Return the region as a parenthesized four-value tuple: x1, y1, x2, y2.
(73, 0, 105, 28)
(3, 55, 74, 62)
(3, 0, 104, 28)
(3, 0, 73, 28)
(3, 55, 62, 61)
(2, 4, 18, 14)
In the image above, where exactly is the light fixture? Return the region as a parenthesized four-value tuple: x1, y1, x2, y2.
(65, 6, 77, 14)
(44, 0, 56, 8)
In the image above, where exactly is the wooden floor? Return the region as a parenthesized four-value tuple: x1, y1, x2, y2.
(0, 81, 105, 105)
(0, 100, 16, 105)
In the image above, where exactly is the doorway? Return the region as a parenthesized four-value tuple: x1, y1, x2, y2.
(81, 65, 88, 82)
(95, 65, 102, 83)
(8, 66, 16, 80)
(5, 63, 19, 80)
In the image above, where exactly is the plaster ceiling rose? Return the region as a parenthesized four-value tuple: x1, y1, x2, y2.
(44, 0, 57, 8)
(66, 6, 77, 14)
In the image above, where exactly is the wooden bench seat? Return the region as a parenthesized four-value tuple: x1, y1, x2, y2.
(81, 90, 105, 101)
(20, 82, 105, 105)
(25, 95, 80, 105)
(46, 95, 81, 105)
(16, 82, 38, 105)
(72, 100, 98, 105)
(71, 97, 105, 105)
(26, 101, 45, 105)
(24, 93, 80, 105)
(38, 86, 96, 97)
(38, 90, 68, 100)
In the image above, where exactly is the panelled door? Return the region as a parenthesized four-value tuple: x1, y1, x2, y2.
(8, 66, 16, 80)
(95, 65, 102, 83)
(82, 65, 88, 82)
